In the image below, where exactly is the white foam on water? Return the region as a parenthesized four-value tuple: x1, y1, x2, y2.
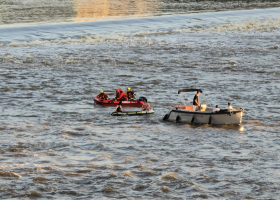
(1, 18, 279, 49)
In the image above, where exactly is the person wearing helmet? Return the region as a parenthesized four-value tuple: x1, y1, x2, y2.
(114, 89, 120, 100)
(117, 88, 128, 101)
(126, 87, 136, 100)
(97, 90, 109, 100)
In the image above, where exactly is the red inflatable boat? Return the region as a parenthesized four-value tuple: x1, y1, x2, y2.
(94, 97, 145, 107)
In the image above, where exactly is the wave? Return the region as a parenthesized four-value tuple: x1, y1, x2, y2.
(1, 0, 279, 26)
(2, 18, 280, 48)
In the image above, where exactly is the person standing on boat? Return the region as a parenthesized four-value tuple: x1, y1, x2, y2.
(117, 88, 128, 101)
(127, 87, 136, 100)
(213, 105, 220, 112)
(193, 91, 201, 107)
(115, 101, 123, 112)
(97, 90, 109, 100)
(114, 89, 120, 100)
(141, 98, 151, 111)
(228, 102, 233, 109)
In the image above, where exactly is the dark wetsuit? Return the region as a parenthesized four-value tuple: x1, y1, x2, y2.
(114, 92, 120, 100)
(97, 93, 109, 100)
(127, 91, 135, 100)
(193, 94, 199, 106)
(116, 105, 122, 112)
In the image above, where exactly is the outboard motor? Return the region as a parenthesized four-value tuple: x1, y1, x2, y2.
(138, 97, 147, 101)
(163, 114, 169, 120)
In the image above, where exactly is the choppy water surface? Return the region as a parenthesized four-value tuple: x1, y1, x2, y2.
(1, 0, 280, 25)
(0, 2, 280, 199)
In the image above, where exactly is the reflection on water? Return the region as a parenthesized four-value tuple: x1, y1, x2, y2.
(0, 1, 280, 199)
(74, 0, 160, 22)
(0, 0, 75, 25)
(1, 11, 280, 200)
(0, 0, 280, 25)
(72, 0, 280, 22)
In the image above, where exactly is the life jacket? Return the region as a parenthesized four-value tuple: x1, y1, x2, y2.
(97, 93, 109, 100)
(127, 91, 135, 100)
(118, 91, 128, 101)
(114, 92, 120, 100)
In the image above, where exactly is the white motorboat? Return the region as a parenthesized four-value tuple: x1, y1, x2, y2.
(163, 89, 244, 125)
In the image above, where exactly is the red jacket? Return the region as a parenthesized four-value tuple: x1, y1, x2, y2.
(114, 92, 120, 99)
(97, 93, 109, 100)
(118, 91, 128, 101)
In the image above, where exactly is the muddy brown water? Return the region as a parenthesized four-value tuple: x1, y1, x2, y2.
(0, 1, 280, 199)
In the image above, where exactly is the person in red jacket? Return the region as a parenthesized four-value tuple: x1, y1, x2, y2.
(97, 90, 109, 100)
(126, 87, 136, 100)
(117, 88, 128, 101)
(114, 89, 120, 100)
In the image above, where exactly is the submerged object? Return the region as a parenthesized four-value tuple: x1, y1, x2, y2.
(111, 109, 154, 116)
(163, 89, 244, 125)
(94, 96, 145, 107)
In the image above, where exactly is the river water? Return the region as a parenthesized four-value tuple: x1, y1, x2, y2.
(1, 0, 280, 199)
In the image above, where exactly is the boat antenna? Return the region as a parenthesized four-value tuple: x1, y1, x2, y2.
(179, 93, 187, 108)
(201, 93, 213, 107)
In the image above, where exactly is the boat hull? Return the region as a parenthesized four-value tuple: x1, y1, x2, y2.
(111, 109, 154, 116)
(94, 97, 144, 107)
(164, 109, 244, 125)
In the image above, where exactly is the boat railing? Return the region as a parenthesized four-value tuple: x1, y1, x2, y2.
(172, 104, 198, 111)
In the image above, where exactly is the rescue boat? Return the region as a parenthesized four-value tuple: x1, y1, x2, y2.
(111, 109, 154, 116)
(163, 89, 244, 125)
(94, 96, 145, 107)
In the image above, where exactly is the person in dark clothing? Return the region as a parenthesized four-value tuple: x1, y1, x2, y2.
(127, 87, 136, 100)
(114, 89, 120, 100)
(115, 101, 123, 112)
(193, 91, 201, 107)
(97, 90, 109, 100)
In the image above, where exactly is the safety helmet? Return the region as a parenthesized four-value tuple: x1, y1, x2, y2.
(99, 90, 104, 93)
(116, 89, 119, 92)
(119, 88, 123, 91)
(127, 87, 131, 91)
